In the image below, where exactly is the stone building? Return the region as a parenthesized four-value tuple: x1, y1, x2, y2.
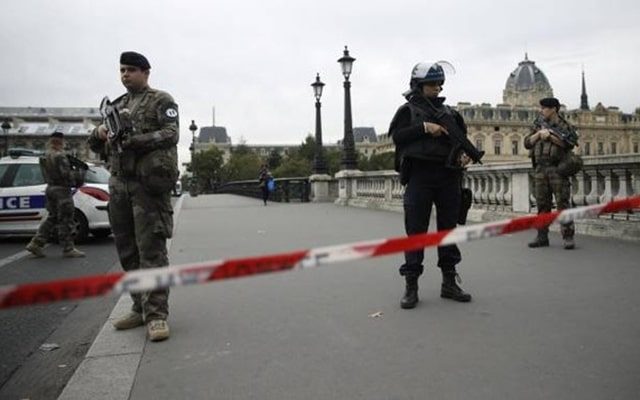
(0, 107, 101, 160)
(376, 54, 640, 164)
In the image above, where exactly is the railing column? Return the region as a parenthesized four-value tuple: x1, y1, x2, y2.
(572, 171, 587, 206)
(599, 168, 613, 204)
(585, 168, 600, 205)
(612, 168, 630, 200)
(511, 170, 531, 212)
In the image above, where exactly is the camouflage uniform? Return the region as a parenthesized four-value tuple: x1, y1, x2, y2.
(88, 87, 179, 322)
(29, 148, 82, 252)
(524, 116, 577, 241)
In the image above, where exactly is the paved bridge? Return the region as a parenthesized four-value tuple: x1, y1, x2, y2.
(56, 194, 640, 399)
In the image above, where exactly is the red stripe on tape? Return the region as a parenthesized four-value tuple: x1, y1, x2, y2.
(209, 251, 309, 280)
(0, 273, 124, 308)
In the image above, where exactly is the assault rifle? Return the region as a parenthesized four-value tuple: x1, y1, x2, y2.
(421, 97, 485, 165)
(533, 116, 578, 147)
(67, 154, 89, 172)
(99, 96, 133, 152)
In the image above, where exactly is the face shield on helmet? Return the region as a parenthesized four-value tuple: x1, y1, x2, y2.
(409, 61, 456, 90)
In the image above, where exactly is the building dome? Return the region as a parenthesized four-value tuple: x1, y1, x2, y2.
(503, 54, 553, 107)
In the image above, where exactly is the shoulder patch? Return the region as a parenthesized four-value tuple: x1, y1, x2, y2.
(159, 101, 179, 122)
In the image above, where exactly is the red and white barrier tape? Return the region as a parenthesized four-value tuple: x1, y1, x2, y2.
(1, 195, 638, 309)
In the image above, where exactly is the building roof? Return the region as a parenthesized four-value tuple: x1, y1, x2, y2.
(353, 127, 377, 143)
(198, 126, 231, 144)
(505, 54, 551, 92)
(0, 107, 101, 118)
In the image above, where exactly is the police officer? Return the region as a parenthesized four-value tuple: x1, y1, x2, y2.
(390, 62, 473, 309)
(88, 51, 179, 342)
(26, 132, 86, 258)
(524, 97, 577, 250)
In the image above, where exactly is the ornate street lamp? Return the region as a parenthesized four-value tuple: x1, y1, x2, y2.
(337, 46, 357, 170)
(189, 120, 198, 194)
(1, 119, 11, 157)
(311, 73, 327, 174)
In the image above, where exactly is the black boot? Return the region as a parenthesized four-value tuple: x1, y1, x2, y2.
(528, 230, 549, 248)
(441, 272, 472, 302)
(400, 276, 419, 309)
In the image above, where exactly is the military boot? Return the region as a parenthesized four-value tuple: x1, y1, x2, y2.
(63, 248, 86, 258)
(25, 241, 46, 258)
(400, 276, 419, 309)
(561, 223, 575, 250)
(441, 272, 472, 302)
(147, 319, 170, 342)
(528, 231, 549, 248)
(563, 237, 575, 250)
(112, 311, 144, 330)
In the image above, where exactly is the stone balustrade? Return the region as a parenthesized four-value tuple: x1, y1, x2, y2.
(310, 154, 640, 239)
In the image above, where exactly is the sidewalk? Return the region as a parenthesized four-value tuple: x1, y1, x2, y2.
(60, 194, 640, 400)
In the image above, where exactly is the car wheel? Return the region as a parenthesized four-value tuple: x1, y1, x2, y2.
(73, 209, 90, 243)
(91, 228, 111, 239)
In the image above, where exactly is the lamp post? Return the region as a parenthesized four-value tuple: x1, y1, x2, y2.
(337, 46, 357, 170)
(311, 73, 327, 174)
(1, 119, 10, 157)
(189, 120, 198, 194)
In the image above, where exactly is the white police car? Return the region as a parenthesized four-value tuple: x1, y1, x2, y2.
(0, 149, 111, 242)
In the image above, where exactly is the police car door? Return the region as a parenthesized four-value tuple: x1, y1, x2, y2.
(0, 162, 47, 234)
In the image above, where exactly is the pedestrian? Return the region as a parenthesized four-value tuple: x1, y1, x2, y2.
(88, 51, 179, 342)
(524, 97, 579, 250)
(390, 61, 476, 309)
(25, 131, 86, 258)
(258, 164, 273, 206)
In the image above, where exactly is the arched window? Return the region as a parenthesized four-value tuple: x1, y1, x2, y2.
(473, 134, 485, 152)
(492, 134, 503, 156)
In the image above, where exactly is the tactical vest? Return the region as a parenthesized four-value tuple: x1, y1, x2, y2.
(39, 151, 75, 187)
(110, 89, 179, 194)
(394, 102, 456, 171)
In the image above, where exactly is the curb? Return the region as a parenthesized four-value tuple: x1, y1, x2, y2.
(57, 194, 186, 400)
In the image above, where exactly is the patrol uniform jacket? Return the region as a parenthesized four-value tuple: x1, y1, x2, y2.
(523, 116, 576, 167)
(88, 86, 179, 179)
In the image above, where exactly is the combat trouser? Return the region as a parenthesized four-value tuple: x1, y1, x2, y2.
(533, 165, 574, 239)
(109, 175, 173, 322)
(31, 186, 76, 251)
(400, 161, 462, 277)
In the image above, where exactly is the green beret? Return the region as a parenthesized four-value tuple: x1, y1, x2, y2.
(120, 51, 151, 70)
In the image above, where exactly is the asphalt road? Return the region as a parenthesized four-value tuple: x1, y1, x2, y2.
(128, 195, 640, 400)
(0, 235, 120, 400)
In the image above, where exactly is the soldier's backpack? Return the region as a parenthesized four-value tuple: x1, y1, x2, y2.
(557, 151, 583, 177)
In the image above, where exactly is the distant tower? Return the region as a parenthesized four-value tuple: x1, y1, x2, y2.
(212, 106, 216, 126)
(580, 69, 590, 110)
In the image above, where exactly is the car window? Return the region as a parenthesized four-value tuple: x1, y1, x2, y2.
(12, 164, 44, 187)
(0, 164, 9, 182)
(84, 166, 111, 184)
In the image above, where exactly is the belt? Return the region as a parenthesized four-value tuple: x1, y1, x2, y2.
(536, 159, 558, 167)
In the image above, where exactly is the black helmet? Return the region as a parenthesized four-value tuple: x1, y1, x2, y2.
(409, 61, 455, 90)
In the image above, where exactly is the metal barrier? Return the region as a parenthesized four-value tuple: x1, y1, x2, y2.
(215, 177, 310, 203)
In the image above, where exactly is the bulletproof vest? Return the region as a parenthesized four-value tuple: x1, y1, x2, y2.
(110, 89, 179, 193)
(395, 101, 455, 165)
(532, 120, 567, 164)
(40, 151, 74, 187)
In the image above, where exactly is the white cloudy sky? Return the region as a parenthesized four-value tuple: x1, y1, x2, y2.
(1, 0, 639, 166)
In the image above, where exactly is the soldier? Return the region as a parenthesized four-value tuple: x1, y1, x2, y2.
(524, 97, 578, 250)
(25, 132, 86, 258)
(88, 51, 179, 342)
(389, 61, 474, 309)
